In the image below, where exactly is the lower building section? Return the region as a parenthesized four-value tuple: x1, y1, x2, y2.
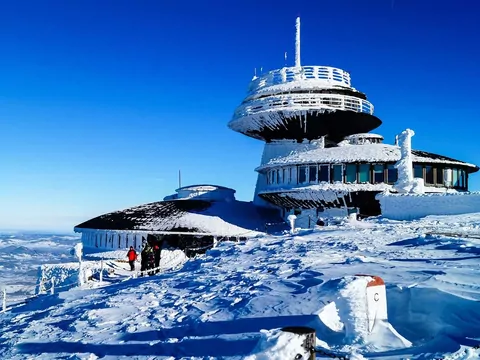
(259, 189, 382, 220)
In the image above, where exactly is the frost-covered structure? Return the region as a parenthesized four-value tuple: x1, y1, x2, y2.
(74, 184, 282, 251)
(228, 17, 478, 225)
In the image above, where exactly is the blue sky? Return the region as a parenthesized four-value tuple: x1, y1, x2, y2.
(0, 0, 479, 232)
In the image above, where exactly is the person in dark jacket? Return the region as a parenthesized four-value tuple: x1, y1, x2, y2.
(153, 242, 161, 274)
(140, 237, 153, 276)
(126, 246, 137, 271)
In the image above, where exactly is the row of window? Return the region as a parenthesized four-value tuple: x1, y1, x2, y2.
(266, 163, 468, 189)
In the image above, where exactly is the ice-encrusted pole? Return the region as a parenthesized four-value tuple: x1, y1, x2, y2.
(295, 17, 301, 68)
(99, 258, 104, 283)
(50, 277, 55, 295)
(393, 129, 415, 193)
(2, 288, 6, 313)
(74, 242, 84, 286)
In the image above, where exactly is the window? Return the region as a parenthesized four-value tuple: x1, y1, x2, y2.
(436, 167, 443, 185)
(276, 169, 280, 184)
(413, 165, 423, 179)
(444, 168, 452, 187)
(289, 167, 292, 183)
(373, 164, 384, 183)
(318, 165, 329, 182)
(331, 164, 343, 182)
(298, 166, 307, 184)
(358, 164, 370, 183)
(453, 169, 459, 187)
(282, 168, 286, 184)
(460, 169, 466, 188)
(386, 164, 398, 184)
(345, 164, 357, 183)
(272, 170, 276, 184)
(309, 165, 317, 183)
(425, 166, 434, 184)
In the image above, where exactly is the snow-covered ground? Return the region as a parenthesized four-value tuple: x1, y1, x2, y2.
(1, 213, 480, 359)
(0, 232, 80, 302)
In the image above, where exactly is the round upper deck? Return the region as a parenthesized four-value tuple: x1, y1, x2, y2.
(247, 65, 353, 97)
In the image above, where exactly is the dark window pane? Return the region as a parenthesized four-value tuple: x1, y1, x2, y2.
(373, 164, 384, 183)
(436, 168, 443, 185)
(413, 165, 423, 179)
(298, 166, 307, 184)
(345, 164, 357, 183)
(358, 164, 370, 183)
(282, 168, 286, 183)
(276, 169, 280, 184)
(318, 165, 329, 182)
(425, 166, 434, 184)
(453, 169, 459, 187)
(331, 165, 343, 182)
(272, 171, 276, 184)
(387, 164, 398, 183)
(309, 165, 317, 183)
(289, 168, 292, 183)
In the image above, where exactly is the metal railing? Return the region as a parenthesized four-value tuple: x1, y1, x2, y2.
(248, 66, 352, 94)
(233, 93, 374, 121)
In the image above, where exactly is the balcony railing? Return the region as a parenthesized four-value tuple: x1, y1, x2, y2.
(248, 66, 352, 94)
(233, 93, 374, 120)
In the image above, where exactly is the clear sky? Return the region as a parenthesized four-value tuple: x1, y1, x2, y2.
(1, 0, 479, 233)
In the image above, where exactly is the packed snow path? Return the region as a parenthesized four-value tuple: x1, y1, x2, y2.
(1, 214, 480, 359)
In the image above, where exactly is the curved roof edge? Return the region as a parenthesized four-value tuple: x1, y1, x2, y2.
(175, 184, 236, 192)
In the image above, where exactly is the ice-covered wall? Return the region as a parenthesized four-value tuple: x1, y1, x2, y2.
(376, 191, 480, 221)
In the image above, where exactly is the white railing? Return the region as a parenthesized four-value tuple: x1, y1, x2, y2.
(248, 66, 352, 94)
(233, 93, 374, 120)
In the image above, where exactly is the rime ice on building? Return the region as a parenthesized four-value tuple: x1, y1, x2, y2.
(228, 17, 478, 226)
(75, 17, 479, 244)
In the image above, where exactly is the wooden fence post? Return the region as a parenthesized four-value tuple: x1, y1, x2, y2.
(281, 326, 315, 360)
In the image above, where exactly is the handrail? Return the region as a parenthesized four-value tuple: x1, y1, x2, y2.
(233, 93, 374, 120)
(248, 66, 352, 94)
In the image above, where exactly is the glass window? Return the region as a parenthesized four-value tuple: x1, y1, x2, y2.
(373, 164, 384, 183)
(453, 169, 459, 187)
(413, 165, 423, 179)
(282, 168, 286, 184)
(425, 166, 434, 184)
(309, 165, 317, 183)
(298, 166, 307, 184)
(318, 165, 329, 183)
(289, 167, 292, 183)
(436, 167, 443, 185)
(345, 164, 357, 183)
(276, 169, 280, 184)
(331, 164, 343, 182)
(444, 168, 452, 187)
(272, 170, 276, 184)
(358, 164, 370, 183)
(387, 164, 398, 184)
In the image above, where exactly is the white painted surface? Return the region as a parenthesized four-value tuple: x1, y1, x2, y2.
(377, 191, 480, 220)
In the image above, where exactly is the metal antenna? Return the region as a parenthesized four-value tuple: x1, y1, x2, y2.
(295, 17, 301, 68)
(178, 170, 182, 188)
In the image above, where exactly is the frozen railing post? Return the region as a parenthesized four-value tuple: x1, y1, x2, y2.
(281, 326, 315, 360)
(74, 242, 84, 286)
(50, 277, 55, 295)
(99, 258, 104, 283)
(287, 214, 297, 234)
(2, 288, 6, 313)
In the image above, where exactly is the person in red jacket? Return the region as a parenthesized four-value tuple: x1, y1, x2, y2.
(126, 246, 137, 271)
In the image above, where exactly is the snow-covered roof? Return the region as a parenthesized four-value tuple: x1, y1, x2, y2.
(74, 199, 283, 237)
(256, 143, 478, 171)
(175, 184, 235, 192)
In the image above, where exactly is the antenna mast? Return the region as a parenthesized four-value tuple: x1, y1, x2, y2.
(295, 17, 301, 68)
(178, 169, 182, 188)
